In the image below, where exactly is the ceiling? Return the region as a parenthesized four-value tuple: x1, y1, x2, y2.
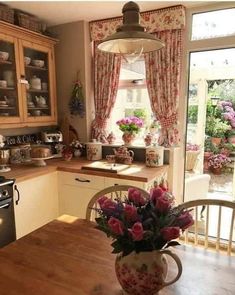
(7, 1, 213, 27)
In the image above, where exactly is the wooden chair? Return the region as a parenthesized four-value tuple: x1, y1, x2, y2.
(179, 199, 235, 255)
(86, 185, 149, 221)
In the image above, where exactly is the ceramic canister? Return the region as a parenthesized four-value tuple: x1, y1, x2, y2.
(86, 141, 102, 161)
(146, 145, 164, 167)
(30, 76, 41, 90)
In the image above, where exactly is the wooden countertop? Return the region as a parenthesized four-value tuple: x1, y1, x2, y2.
(1, 158, 168, 183)
(0, 215, 234, 295)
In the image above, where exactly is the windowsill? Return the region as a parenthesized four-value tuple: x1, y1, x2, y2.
(101, 143, 180, 150)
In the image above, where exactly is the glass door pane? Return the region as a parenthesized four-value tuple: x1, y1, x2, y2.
(23, 47, 51, 118)
(0, 38, 20, 119)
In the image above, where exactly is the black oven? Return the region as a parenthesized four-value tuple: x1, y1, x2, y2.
(0, 177, 16, 247)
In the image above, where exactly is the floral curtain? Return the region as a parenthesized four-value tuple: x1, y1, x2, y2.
(145, 29, 182, 146)
(91, 41, 121, 142)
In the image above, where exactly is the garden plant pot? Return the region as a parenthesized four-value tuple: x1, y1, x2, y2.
(203, 151, 212, 172)
(211, 137, 222, 146)
(115, 250, 182, 295)
(210, 167, 222, 175)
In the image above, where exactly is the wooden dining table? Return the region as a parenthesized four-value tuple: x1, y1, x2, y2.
(0, 215, 234, 295)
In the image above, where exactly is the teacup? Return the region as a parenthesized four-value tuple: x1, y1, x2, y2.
(0, 80, 7, 88)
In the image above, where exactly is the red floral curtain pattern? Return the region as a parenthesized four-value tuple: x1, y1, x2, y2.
(89, 5, 185, 41)
(145, 29, 182, 147)
(91, 42, 121, 142)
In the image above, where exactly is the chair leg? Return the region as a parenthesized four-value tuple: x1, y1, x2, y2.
(200, 205, 206, 219)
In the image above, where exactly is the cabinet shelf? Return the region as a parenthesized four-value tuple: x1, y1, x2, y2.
(25, 65, 48, 71)
(0, 87, 15, 91)
(0, 106, 15, 109)
(0, 60, 13, 65)
(27, 89, 48, 93)
(28, 107, 49, 110)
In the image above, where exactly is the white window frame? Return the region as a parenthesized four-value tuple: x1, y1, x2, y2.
(177, 2, 235, 203)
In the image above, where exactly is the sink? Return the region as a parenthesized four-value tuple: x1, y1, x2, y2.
(81, 161, 130, 173)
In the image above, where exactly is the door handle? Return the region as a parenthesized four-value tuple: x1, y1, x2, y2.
(14, 185, 20, 205)
(75, 178, 90, 183)
(0, 203, 10, 209)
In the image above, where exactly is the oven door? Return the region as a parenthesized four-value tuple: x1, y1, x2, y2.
(0, 197, 16, 247)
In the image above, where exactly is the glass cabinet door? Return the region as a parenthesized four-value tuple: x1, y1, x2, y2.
(19, 40, 56, 123)
(0, 33, 22, 123)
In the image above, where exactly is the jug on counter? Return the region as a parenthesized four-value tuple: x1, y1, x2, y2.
(146, 145, 164, 167)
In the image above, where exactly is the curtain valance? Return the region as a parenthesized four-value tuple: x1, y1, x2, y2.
(89, 5, 185, 41)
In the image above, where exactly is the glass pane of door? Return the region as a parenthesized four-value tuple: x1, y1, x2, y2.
(185, 48, 235, 241)
(0, 39, 20, 117)
(23, 47, 51, 118)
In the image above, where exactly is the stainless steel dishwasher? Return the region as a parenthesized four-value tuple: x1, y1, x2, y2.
(0, 176, 16, 247)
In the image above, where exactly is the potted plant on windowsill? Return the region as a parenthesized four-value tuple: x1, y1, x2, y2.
(205, 117, 231, 145)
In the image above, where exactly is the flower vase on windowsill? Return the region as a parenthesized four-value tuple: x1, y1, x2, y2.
(116, 116, 143, 146)
(122, 132, 136, 146)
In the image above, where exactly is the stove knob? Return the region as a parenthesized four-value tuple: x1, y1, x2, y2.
(2, 190, 9, 197)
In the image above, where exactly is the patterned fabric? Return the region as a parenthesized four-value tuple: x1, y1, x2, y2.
(90, 5, 185, 41)
(145, 29, 182, 147)
(91, 41, 121, 142)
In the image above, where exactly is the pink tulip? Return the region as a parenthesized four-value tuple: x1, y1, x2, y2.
(97, 196, 108, 208)
(156, 196, 171, 213)
(128, 222, 144, 241)
(161, 227, 180, 241)
(100, 199, 117, 211)
(128, 188, 146, 206)
(108, 217, 124, 235)
(150, 187, 164, 203)
(124, 204, 138, 221)
(176, 211, 194, 230)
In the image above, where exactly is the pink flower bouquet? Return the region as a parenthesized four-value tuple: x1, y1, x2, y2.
(186, 143, 200, 151)
(94, 184, 193, 256)
(116, 116, 144, 134)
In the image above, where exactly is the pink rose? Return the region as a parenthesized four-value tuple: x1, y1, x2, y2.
(161, 227, 180, 241)
(128, 222, 144, 241)
(176, 211, 194, 230)
(150, 187, 164, 203)
(97, 196, 108, 207)
(128, 188, 146, 206)
(156, 196, 171, 213)
(124, 204, 138, 221)
(108, 217, 124, 235)
(100, 199, 116, 211)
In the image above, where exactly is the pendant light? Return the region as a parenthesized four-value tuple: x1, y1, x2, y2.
(97, 1, 165, 63)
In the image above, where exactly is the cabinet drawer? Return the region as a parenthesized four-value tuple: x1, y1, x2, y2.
(104, 177, 144, 189)
(58, 171, 105, 190)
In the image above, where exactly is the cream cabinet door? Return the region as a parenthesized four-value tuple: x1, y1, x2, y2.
(14, 172, 59, 239)
(58, 171, 105, 218)
(59, 184, 98, 218)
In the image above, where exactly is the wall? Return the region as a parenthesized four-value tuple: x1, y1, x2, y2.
(50, 21, 94, 142)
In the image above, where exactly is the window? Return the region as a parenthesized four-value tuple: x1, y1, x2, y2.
(191, 8, 235, 40)
(108, 59, 154, 145)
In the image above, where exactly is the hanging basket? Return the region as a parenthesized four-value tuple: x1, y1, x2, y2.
(186, 150, 200, 171)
